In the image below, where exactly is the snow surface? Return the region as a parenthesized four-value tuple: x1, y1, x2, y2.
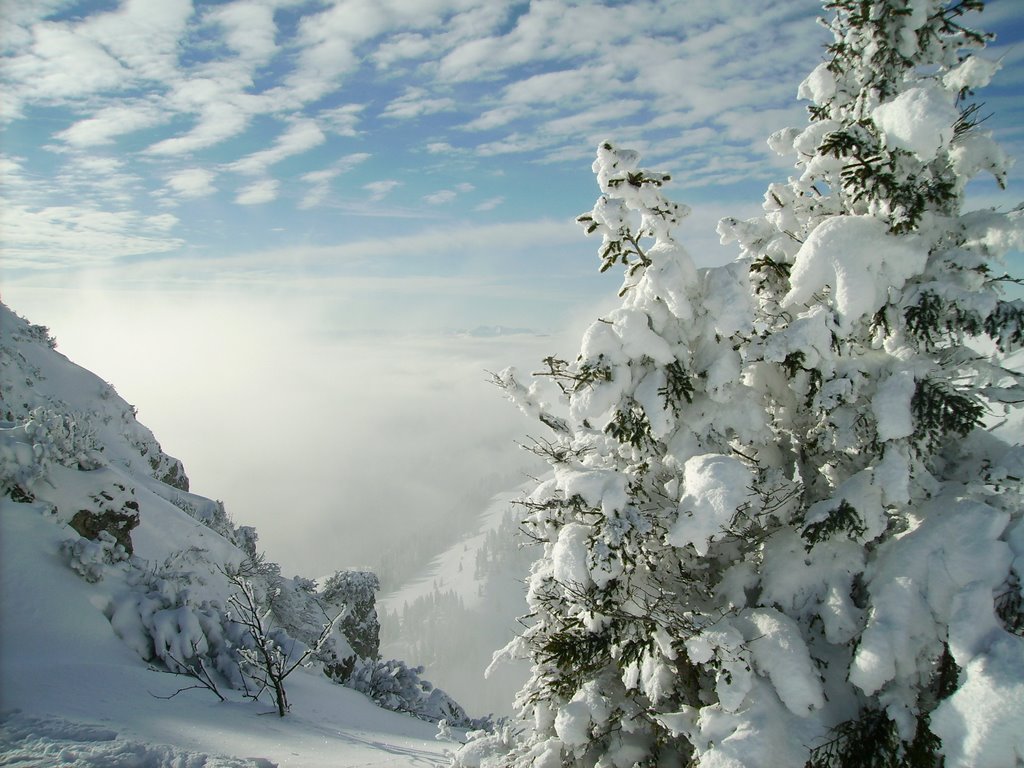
(0, 497, 454, 767)
(668, 454, 754, 556)
(872, 83, 959, 162)
(784, 215, 927, 332)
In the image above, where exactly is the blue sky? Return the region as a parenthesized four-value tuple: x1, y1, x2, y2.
(2, 0, 1022, 573)
(3, 0, 1020, 333)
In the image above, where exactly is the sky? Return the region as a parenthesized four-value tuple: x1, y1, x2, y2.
(2, 0, 1023, 576)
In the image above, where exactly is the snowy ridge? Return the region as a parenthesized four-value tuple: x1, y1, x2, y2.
(450, 326, 543, 339)
(0, 303, 462, 767)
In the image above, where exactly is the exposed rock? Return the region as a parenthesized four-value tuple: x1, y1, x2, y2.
(69, 505, 140, 556)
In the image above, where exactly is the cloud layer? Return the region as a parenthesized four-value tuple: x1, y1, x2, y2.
(4, 0, 1020, 279)
(5, 283, 556, 576)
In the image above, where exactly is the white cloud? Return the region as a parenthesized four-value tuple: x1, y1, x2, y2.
(0, 155, 27, 187)
(62, 218, 583, 285)
(227, 119, 326, 175)
(320, 104, 365, 136)
(718, 106, 806, 145)
(207, 1, 278, 64)
(2, 0, 838, 218)
(165, 168, 218, 199)
(462, 105, 524, 132)
(66, 155, 125, 175)
(436, 3, 624, 83)
(0, 202, 183, 268)
(302, 170, 336, 185)
(279, 45, 358, 106)
(364, 180, 402, 201)
(2, 0, 1016, 291)
(542, 100, 645, 136)
(205, 218, 580, 275)
(473, 132, 554, 157)
(382, 87, 456, 120)
(146, 102, 251, 156)
(305, 153, 372, 182)
(280, 0, 446, 106)
(503, 68, 598, 105)
(299, 152, 372, 209)
(80, 0, 192, 83)
(426, 142, 459, 154)
(235, 178, 279, 205)
(163, 73, 247, 113)
(146, 213, 180, 231)
(57, 102, 168, 147)
(53, 154, 143, 207)
(0, 0, 67, 55)
(6, 23, 130, 99)
(3, 0, 190, 115)
(429, 0, 830, 180)
(474, 196, 503, 211)
(437, 36, 497, 82)
(372, 32, 433, 69)
(299, 188, 328, 210)
(424, 189, 457, 205)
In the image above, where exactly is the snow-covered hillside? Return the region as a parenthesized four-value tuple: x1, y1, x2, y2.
(0, 302, 471, 767)
(379, 486, 539, 718)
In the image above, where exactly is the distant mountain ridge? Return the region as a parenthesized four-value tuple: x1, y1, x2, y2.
(451, 325, 543, 338)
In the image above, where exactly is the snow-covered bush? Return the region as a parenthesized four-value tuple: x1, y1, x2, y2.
(20, 321, 58, 349)
(321, 569, 381, 660)
(346, 656, 486, 728)
(0, 421, 46, 497)
(104, 546, 360, 717)
(107, 553, 246, 693)
(447, 720, 520, 768)
(224, 569, 345, 717)
(0, 408, 102, 499)
(24, 407, 102, 471)
(112, 548, 485, 723)
(159, 490, 261, 559)
(2, 304, 191, 494)
(61, 530, 130, 583)
(481, 2, 1024, 766)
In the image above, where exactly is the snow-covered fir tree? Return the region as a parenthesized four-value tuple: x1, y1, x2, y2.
(453, 1, 1024, 766)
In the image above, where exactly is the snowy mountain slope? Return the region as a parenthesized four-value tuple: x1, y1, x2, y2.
(379, 485, 538, 718)
(0, 305, 189, 490)
(0, 303, 461, 767)
(0, 503, 448, 767)
(380, 486, 526, 613)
